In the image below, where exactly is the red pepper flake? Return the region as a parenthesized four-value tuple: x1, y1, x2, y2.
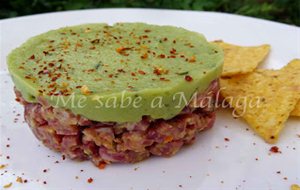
(144, 29, 151, 33)
(51, 77, 58, 82)
(116, 47, 131, 56)
(189, 56, 196, 63)
(131, 72, 136, 76)
(98, 162, 106, 170)
(43, 51, 49, 55)
(6, 156, 10, 159)
(269, 146, 281, 153)
(43, 181, 47, 185)
(170, 48, 177, 54)
(173, 40, 176, 44)
(117, 69, 125, 73)
(224, 138, 230, 142)
(29, 54, 35, 60)
(43, 169, 48, 173)
(168, 55, 176, 58)
(160, 77, 170, 81)
(87, 178, 93, 183)
(62, 155, 66, 160)
(185, 75, 193, 82)
(90, 39, 100, 44)
(158, 54, 166, 58)
(153, 67, 162, 75)
(108, 74, 113, 78)
(283, 177, 288, 180)
(140, 53, 148, 59)
(138, 70, 146, 75)
(163, 37, 168, 41)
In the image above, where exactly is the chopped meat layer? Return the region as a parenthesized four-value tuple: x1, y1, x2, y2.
(15, 80, 219, 165)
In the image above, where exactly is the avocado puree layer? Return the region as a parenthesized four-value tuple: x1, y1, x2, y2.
(7, 23, 223, 122)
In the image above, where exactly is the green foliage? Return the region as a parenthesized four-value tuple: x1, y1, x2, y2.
(0, 0, 299, 26)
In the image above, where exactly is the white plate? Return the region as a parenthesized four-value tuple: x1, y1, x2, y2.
(0, 8, 299, 190)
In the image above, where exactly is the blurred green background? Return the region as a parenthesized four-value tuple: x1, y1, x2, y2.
(1, 0, 299, 26)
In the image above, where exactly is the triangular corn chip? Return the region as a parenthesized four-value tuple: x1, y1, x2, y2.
(220, 68, 300, 143)
(212, 41, 270, 77)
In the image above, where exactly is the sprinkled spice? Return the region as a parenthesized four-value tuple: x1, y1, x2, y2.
(80, 85, 92, 95)
(98, 162, 106, 170)
(0, 164, 7, 169)
(29, 55, 35, 60)
(3, 182, 12, 189)
(189, 56, 196, 63)
(87, 178, 93, 183)
(269, 146, 281, 153)
(138, 70, 146, 75)
(140, 53, 148, 59)
(16, 177, 23, 183)
(116, 47, 131, 56)
(224, 138, 230, 142)
(158, 54, 166, 58)
(160, 77, 170, 81)
(185, 75, 193, 82)
(153, 67, 168, 75)
(90, 39, 100, 44)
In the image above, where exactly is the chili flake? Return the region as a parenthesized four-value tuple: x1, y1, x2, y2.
(29, 55, 35, 60)
(269, 146, 281, 153)
(189, 56, 196, 63)
(140, 53, 148, 59)
(98, 162, 106, 170)
(81, 85, 92, 95)
(138, 70, 146, 75)
(87, 178, 93, 183)
(185, 75, 193, 82)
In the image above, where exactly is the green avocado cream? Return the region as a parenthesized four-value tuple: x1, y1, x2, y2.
(7, 23, 223, 122)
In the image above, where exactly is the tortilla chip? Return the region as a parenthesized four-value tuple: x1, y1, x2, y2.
(212, 40, 270, 77)
(262, 59, 300, 116)
(291, 101, 300, 116)
(284, 59, 300, 116)
(291, 184, 300, 190)
(220, 69, 300, 143)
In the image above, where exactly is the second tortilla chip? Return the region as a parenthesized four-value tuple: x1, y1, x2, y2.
(220, 69, 300, 143)
(212, 41, 270, 77)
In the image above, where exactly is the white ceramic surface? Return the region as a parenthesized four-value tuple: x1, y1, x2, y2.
(0, 8, 299, 190)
